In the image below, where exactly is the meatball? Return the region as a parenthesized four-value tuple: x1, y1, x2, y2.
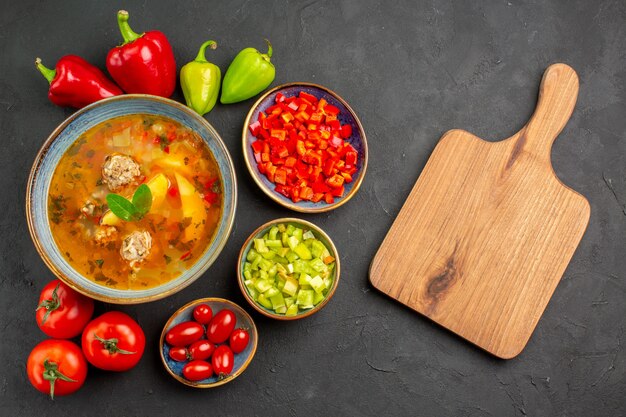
(101, 154, 141, 191)
(120, 230, 152, 266)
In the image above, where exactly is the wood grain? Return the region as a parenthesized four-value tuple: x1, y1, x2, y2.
(369, 64, 590, 359)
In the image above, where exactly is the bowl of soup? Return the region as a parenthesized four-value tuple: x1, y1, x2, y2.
(27, 95, 237, 304)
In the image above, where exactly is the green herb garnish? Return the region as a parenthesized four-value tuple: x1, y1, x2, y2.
(106, 184, 152, 221)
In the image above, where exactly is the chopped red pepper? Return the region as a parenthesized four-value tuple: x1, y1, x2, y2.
(299, 91, 318, 104)
(284, 156, 297, 167)
(251, 140, 265, 153)
(324, 104, 340, 115)
(330, 185, 345, 197)
(345, 151, 357, 166)
(274, 169, 287, 185)
(326, 174, 345, 188)
(249, 91, 360, 204)
(249, 121, 261, 136)
(340, 124, 352, 139)
(271, 129, 286, 141)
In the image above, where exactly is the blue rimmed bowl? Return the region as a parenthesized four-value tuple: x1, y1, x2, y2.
(242, 83, 368, 213)
(160, 298, 258, 388)
(26, 95, 237, 304)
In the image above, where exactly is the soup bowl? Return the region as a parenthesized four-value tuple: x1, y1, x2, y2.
(26, 95, 237, 304)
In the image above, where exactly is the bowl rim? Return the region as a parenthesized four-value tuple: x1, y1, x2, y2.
(237, 217, 341, 320)
(159, 297, 258, 388)
(25, 94, 237, 304)
(241, 82, 368, 213)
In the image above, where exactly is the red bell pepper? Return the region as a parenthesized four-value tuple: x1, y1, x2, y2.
(35, 56, 122, 108)
(106, 10, 176, 97)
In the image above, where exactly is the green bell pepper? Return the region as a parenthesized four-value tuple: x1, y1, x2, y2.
(220, 39, 275, 104)
(180, 40, 221, 116)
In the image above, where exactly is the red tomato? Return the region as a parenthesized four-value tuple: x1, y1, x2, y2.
(182, 360, 213, 381)
(188, 340, 215, 361)
(212, 345, 234, 377)
(207, 309, 236, 344)
(229, 328, 250, 354)
(36, 280, 94, 339)
(166, 321, 204, 347)
(168, 346, 188, 362)
(81, 311, 145, 372)
(27, 339, 87, 399)
(192, 304, 213, 324)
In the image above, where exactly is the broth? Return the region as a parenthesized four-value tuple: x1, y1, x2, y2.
(48, 114, 223, 290)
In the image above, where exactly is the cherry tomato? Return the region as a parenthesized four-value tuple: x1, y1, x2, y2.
(27, 339, 87, 399)
(207, 309, 236, 344)
(36, 280, 94, 339)
(229, 328, 250, 354)
(192, 304, 213, 324)
(169, 346, 188, 362)
(166, 321, 204, 347)
(188, 340, 215, 361)
(182, 360, 213, 381)
(212, 345, 234, 377)
(81, 311, 145, 372)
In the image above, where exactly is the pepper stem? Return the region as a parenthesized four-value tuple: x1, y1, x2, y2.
(264, 38, 273, 59)
(94, 333, 136, 355)
(117, 10, 143, 45)
(35, 58, 56, 84)
(195, 40, 217, 63)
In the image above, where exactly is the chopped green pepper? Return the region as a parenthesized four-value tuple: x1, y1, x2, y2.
(242, 223, 335, 316)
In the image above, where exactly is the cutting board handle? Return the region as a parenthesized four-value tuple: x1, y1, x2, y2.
(521, 63, 579, 161)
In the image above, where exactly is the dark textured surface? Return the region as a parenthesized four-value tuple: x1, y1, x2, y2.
(1, 1, 624, 416)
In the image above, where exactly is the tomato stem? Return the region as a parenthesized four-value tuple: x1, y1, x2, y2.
(36, 283, 60, 325)
(94, 333, 136, 355)
(42, 358, 76, 400)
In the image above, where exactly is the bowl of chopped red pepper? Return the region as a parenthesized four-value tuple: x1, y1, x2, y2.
(242, 83, 367, 213)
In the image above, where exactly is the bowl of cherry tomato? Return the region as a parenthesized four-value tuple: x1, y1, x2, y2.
(242, 83, 368, 213)
(159, 298, 258, 388)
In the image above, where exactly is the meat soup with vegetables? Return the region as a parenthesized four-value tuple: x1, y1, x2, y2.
(48, 114, 222, 290)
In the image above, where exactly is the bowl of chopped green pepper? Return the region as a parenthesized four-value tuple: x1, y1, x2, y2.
(237, 218, 340, 320)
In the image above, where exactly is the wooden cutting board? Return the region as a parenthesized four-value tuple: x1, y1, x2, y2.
(369, 64, 590, 359)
